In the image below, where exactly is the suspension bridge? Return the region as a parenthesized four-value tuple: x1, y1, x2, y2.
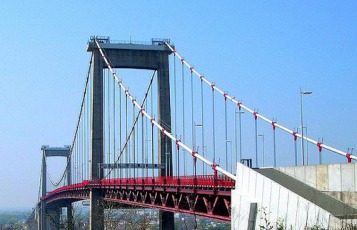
(27, 37, 357, 229)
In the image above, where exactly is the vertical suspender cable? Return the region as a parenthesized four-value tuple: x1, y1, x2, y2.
(113, 71, 116, 180)
(85, 73, 88, 181)
(191, 70, 194, 175)
(201, 79, 205, 175)
(178, 136, 181, 176)
(212, 86, 216, 164)
(224, 95, 228, 171)
(85, 70, 90, 181)
(239, 107, 243, 164)
(74, 130, 76, 183)
(133, 104, 136, 180)
(71, 148, 73, 183)
(142, 114, 144, 177)
(136, 108, 139, 178)
(118, 81, 122, 181)
(145, 100, 148, 178)
(255, 114, 258, 168)
(83, 88, 86, 181)
(151, 79, 154, 178)
(103, 69, 106, 175)
(165, 138, 167, 176)
(81, 110, 84, 181)
(78, 115, 80, 184)
(119, 81, 122, 179)
(234, 109, 237, 173)
(294, 130, 298, 166)
(108, 68, 111, 179)
(84, 85, 90, 180)
(74, 130, 80, 183)
(125, 93, 128, 178)
(182, 61, 186, 175)
(273, 121, 276, 167)
(78, 111, 81, 183)
(136, 106, 138, 179)
(81, 99, 87, 180)
(151, 121, 154, 178)
(82, 107, 85, 181)
(173, 54, 177, 177)
(76, 131, 79, 183)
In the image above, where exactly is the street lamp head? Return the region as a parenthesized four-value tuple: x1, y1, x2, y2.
(301, 91, 312, 95)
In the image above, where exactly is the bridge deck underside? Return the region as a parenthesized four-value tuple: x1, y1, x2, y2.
(42, 176, 234, 222)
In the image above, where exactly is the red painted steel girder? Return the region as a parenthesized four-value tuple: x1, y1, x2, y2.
(42, 175, 234, 222)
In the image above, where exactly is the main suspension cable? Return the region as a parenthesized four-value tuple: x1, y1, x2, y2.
(95, 39, 235, 180)
(164, 42, 356, 162)
(47, 53, 93, 187)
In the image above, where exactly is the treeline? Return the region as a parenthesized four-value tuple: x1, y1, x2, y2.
(0, 210, 30, 226)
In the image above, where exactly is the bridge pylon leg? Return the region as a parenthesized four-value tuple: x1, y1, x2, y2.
(160, 211, 175, 230)
(90, 189, 104, 230)
(39, 201, 47, 230)
(89, 48, 105, 230)
(158, 61, 175, 229)
(67, 203, 74, 230)
(45, 206, 61, 230)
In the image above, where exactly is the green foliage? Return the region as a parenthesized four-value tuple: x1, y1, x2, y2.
(259, 207, 274, 230)
(0, 210, 29, 229)
(276, 217, 286, 230)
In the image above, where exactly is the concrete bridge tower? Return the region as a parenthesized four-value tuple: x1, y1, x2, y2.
(86, 36, 174, 230)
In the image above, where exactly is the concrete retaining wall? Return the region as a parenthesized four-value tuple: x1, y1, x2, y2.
(277, 163, 356, 192)
(232, 163, 331, 229)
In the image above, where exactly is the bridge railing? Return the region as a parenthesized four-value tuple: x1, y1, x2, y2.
(101, 175, 235, 188)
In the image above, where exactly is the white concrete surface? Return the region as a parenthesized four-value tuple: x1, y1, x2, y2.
(277, 163, 357, 192)
(231, 162, 357, 229)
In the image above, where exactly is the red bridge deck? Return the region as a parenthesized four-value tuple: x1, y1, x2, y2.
(43, 175, 235, 222)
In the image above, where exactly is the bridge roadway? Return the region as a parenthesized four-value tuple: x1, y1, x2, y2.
(41, 175, 235, 222)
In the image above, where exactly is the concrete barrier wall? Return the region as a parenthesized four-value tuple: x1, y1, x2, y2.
(277, 163, 357, 192)
(231, 163, 331, 229)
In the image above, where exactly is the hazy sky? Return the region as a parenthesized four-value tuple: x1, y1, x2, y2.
(0, 1, 356, 209)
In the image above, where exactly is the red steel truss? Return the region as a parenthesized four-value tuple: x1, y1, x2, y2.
(42, 175, 235, 222)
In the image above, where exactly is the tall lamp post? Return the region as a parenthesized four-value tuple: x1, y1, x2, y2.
(258, 134, 265, 167)
(300, 89, 312, 165)
(298, 126, 309, 165)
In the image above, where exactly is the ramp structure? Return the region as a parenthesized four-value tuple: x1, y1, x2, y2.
(231, 163, 357, 229)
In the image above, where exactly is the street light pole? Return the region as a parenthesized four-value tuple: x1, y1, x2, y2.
(258, 134, 265, 167)
(300, 89, 312, 166)
(298, 126, 309, 165)
(305, 126, 309, 165)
